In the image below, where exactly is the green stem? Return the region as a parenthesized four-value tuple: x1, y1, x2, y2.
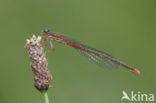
(42, 91, 49, 103)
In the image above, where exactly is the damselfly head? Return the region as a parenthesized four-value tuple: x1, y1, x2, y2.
(42, 28, 50, 34)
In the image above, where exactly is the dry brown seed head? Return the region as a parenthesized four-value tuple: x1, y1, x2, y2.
(25, 35, 52, 92)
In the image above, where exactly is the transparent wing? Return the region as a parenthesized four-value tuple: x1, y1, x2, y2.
(64, 35, 119, 69)
(76, 48, 119, 69)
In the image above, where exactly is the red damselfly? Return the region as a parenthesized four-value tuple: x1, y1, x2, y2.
(42, 28, 140, 75)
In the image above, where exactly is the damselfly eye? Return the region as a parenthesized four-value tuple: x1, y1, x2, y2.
(42, 28, 50, 34)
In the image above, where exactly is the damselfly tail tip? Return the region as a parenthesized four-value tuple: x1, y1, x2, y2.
(132, 68, 140, 75)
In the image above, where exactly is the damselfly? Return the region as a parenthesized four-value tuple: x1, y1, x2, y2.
(42, 28, 140, 75)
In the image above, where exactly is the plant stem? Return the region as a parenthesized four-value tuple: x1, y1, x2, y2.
(42, 91, 49, 103)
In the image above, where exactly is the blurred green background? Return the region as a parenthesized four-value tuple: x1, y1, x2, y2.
(0, 0, 156, 103)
